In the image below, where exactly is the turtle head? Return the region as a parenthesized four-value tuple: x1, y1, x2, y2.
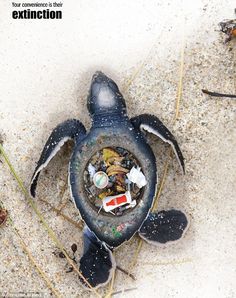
(87, 71, 127, 118)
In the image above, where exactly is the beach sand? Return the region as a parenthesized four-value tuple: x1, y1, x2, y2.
(0, 0, 236, 297)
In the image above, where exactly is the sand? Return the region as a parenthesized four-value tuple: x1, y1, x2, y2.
(0, 0, 236, 297)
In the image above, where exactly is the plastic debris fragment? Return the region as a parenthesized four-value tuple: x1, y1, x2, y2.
(103, 148, 119, 161)
(103, 191, 132, 212)
(88, 163, 96, 178)
(84, 147, 147, 216)
(106, 165, 129, 176)
(93, 171, 109, 189)
(98, 190, 113, 200)
(126, 167, 147, 188)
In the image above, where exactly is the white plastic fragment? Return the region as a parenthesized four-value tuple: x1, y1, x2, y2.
(126, 167, 147, 188)
(125, 199, 137, 209)
(88, 163, 96, 178)
(103, 191, 132, 212)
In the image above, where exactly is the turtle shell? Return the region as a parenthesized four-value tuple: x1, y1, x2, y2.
(70, 125, 157, 248)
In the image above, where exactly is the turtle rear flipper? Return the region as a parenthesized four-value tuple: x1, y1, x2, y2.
(79, 226, 116, 289)
(30, 119, 86, 197)
(139, 210, 189, 245)
(131, 114, 185, 174)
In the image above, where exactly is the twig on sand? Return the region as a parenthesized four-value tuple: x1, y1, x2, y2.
(0, 144, 102, 297)
(112, 287, 137, 296)
(39, 198, 83, 230)
(202, 89, 236, 98)
(127, 28, 186, 278)
(0, 201, 62, 298)
(116, 266, 136, 281)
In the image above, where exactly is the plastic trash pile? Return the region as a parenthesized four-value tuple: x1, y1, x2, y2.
(84, 147, 147, 216)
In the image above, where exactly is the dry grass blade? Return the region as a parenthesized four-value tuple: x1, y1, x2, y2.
(0, 201, 62, 298)
(127, 151, 171, 275)
(56, 178, 70, 212)
(56, 199, 69, 213)
(15, 228, 62, 298)
(175, 36, 185, 121)
(39, 198, 83, 230)
(127, 32, 186, 277)
(152, 150, 171, 212)
(104, 257, 116, 298)
(116, 266, 136, 281)
(141, 258, 192, 266)
(109, 269, 116, 297)
(0, 144, 102, 298)
(111, 287, 137, 296)
(127, 238, 143, 276)
(124, 60, 148, 92)
(123, 19, 169, 93)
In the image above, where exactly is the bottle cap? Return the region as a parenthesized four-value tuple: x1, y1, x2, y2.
(93, 171, 109, 189)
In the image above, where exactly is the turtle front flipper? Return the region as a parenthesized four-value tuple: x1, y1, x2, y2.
(131, 114, 185, 173)
(79, 226, 116, 289)
(30, 119, 86, 197)
(139, 210, 189, 245)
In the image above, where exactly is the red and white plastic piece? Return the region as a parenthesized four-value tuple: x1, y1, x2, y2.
(103, 191, 132, 212)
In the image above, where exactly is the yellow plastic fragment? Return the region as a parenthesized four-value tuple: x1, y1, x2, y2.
(103, 148, 120, 161)
(106, 156, 124, 165)
(98, 190, 113, 199)
(106, 165, 129, 176)
(115, 185, 126, 192)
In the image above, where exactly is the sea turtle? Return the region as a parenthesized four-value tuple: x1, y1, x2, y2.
(30, 71, 189, 288)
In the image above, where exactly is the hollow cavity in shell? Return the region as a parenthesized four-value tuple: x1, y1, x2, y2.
(83, 146, 145, 216)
